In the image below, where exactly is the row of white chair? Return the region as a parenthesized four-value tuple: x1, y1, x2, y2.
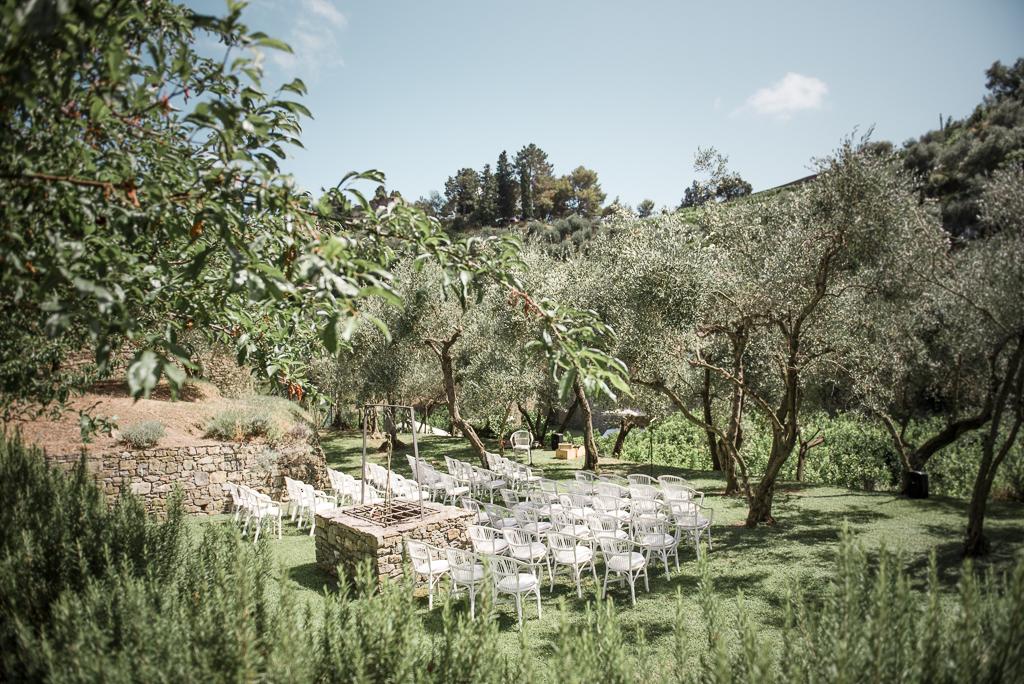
(363, 462, 431, 502)
(327, 468, 383, 504)
(283, 476, 337, 536)
(224, 482, 284, 542)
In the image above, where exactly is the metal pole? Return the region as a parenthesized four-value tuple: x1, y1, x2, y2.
(411, 406, 422, 518)
(649, 419, 655, 477)
(360, 405, 368, 505)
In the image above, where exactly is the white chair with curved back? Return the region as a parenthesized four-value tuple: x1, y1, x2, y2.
(510, 429, 533, 465)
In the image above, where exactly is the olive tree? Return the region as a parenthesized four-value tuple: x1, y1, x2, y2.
(0, 0, 628, 439)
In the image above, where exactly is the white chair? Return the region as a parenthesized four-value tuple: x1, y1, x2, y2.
(482, 502, 517, 530)
(672, 501, 714, 556)
(547, 531, 597, 598)
(559, 493, 595, 523)
(587, 514, 629, 544)
(488, 555, 542, 629)
(657, 474, 687, 489)
(446, 547, 487, 619)
(510, 464, 542, 492)
(633, 517, 680, 577)
(510, 429, 533, 465)
(502, 528, 550, 583)
(436, 472, 470, 505)
(241, 486, 283, 543)
(460, 497, 490, 525)
(468, 524, 510, 556)
(599, 537, 649, 606)
(283, 476, 303, 522)
(551, 509, 591, 540)
(597, 474, 630, 486)
(472, 466, 507, 503)
(223, 482, 244, 521)
(574, 470, 597, 494)
(500, 488, 522, 510)
(513, 505, 552, 537)
(627, 473, 657, 487)
(406, 540, 450, 609)
(593, 495, 630, 523)
(629, 483, 661, 501)
(595, 481, 629, 501)
(296, 482, 337, 536)
(630, 497, 668, 526)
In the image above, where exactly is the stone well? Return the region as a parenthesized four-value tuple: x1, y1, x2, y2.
(314, 500, 474, 583)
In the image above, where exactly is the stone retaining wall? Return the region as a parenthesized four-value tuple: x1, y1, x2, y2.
(314, 501, 474, 582)
(47, 440, 327, 515)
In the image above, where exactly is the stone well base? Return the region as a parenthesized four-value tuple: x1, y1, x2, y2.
(314, 500, 474, 582)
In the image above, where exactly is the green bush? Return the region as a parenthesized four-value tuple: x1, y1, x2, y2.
(205, 406, 278, 441)
(118, 420, 166, 449)
(691, 529, 1024, 682)
(1, 432, 1022, 681)
(605, 411, 1023, 500)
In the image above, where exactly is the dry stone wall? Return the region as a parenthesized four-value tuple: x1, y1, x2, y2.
(47, 440, 327, 515)
(314, 502, 474, 582)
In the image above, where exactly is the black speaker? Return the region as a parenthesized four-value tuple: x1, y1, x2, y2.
(907, 471, 929, 499)
(550, 433, 563, 451)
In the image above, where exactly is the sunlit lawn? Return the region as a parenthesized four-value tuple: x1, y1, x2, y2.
(201, 431, 1024, 673)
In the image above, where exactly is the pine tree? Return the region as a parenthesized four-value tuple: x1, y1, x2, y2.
(495, 150, 518, 224)
(474, 164, 498, 227)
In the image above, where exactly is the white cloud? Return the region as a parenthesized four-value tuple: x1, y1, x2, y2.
(268, 0, 347, 77)
(306, 0, 347, 28)
(738, 73, 828, 120)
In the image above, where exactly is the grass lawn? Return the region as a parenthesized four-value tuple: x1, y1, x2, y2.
(202, 430, 1024, 673)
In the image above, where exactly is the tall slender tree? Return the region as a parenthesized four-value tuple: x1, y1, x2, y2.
(496, 150, 518, 224)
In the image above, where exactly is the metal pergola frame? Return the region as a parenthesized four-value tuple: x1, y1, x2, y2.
(360, 403, 423, 520)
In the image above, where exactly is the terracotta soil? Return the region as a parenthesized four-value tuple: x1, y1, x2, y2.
(7, 380, 246, 455)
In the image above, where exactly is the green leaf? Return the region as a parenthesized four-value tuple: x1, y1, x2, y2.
(127, 351, 160, 399)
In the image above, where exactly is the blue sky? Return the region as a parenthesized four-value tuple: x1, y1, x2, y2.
(190, 0, 1023, 208)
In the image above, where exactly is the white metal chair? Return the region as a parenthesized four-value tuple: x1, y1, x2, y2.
(598, 537, 649, 606)
(446, 547, 486, 619)
(657, 474, 687, 489)
(223, 482, 244, 521)
(240, 486, 283, 543)
(510, 463, 542, 492)
(559, 493, 596, 523)
(627, 473, 657, 487)
(672, 501, 714, 556)
(472, 466, 507, 503)
(406, 540, 450, 609)
(510, 429, 533, 465)
(547, 531, 597, 598)
(551, 509, 591, 540)
(629, 483, 662, 501)
(513, 505, 553, 537)
(587, 514, 629, 544)
(296, 482, 337, 536)
(574, 470, 597, 494)
(460, 497, 490, 525)
(488, 555, 542, 629)
(502, 527, 550, 583)
(633, 517, 681, 577)
(482, 502, 517, 530)
(468, 524, 509, 556)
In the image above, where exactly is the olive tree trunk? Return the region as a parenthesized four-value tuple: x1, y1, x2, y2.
(964, 335, 1024, 557)
(426, 330, 489, 468)
(573, 377, 600, 471)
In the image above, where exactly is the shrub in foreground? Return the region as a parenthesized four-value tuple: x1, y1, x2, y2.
(1, 433, 1021, 682)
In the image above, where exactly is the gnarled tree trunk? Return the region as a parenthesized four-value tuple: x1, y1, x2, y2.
(573, 377, 600, 471)
(964, 334, 1024, 557)
(426, 330, 489, 468)
(612, 418, 636, 457)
